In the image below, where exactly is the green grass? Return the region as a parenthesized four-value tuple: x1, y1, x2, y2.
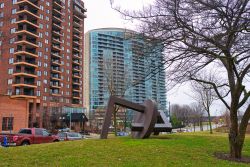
(0, 132, 250, 167)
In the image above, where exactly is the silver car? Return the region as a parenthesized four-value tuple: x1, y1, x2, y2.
(58, 132, 84, 141)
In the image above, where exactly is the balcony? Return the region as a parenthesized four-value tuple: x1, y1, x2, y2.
(72, 80, 81, 85)
(73, 27, 81, 34)
(53, 9, 63, 16)
(73, 34, 82, 40)
(14, 50, 38, 58)
(12, 80, 37, 88)
(16, 0, 40, 10)
(50, 83, 61, 89)
(73, 41, 80, 46)
(51, 52, 61, 58)
(73, 21, 81, 28)
(73, 89, 80, 92)
(53, 1, 64, 9)
(13, 59, 38, 68)
(13, 69, 37, 78)
(52, 37, 62, 44)
(15, 40, 38, 48)
(52, 23, 63, 30)
(15, 29, 38, 38)
(73, 5, 86, 18)
(16, 9, 39, 19)
(12, 90, 36, 99)
(74, 14, 83, 21)
(73, 60, 80, 65)
(52, 44, 62, 51)
(73, 73, 81, 79)
(53, 16, 63, 23)
(51, 66, 61, 73)
(52, 30, 63, 37)
(73, 67, 80, 72)
(51, 59, 61, 65)
(51, 75, 61, 81)
(73, 47, 80, 52)
(50, 88, 61, 96)
(15, 19, 39, 28)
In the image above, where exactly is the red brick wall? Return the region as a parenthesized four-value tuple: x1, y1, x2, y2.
(0, 95, 28, 132)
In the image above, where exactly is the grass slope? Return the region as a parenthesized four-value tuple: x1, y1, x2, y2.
(0, 132, 250, 167)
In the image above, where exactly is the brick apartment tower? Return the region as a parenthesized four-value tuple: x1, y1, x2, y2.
(0, 0, 86, 128)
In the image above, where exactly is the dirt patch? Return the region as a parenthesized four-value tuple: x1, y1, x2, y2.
(214, 152, 250, 164)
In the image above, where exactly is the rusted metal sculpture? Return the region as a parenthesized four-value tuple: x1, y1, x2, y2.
(100, 96, 172, 139)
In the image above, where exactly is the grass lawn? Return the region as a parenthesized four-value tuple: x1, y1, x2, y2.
(0, 132, 250, 167)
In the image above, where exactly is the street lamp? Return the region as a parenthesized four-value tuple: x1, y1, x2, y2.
(67, 112, 72, 130)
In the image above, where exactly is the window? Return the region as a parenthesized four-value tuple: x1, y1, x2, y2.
(37, 91, 41, 96)
(7, 89, 12, 95)
(8, 79, 12, 85)
(42, 129, 50, 136)
(38, 52, 42, 57)
(18, 129, 32, 134)
(9, 38, 15, 44)
(40, 14, 43, 19)
(37, 71, 41, 76)
(39, 33, 43, 38)
(0, 22, 3, 27)
(11, 18, 16, 24)
(12, 9, 16, 14)
(9, 58, 14, 64)
(8, 68, 13, 74)
(10, 28, 16, 34)
(12, 0, 17, 4)
(35, 128, 43, 135)
(0, 3, 4, 8)
(37, 80, 41, 86)
(2, 117, 14, 131)
(38, 61, 41, 66)
(9, 48, 14, 53)
(0, 12, 4, 18)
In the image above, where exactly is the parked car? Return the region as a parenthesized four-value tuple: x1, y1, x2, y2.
(0, 128, 59, 146)
(79, 130, 90, 136)
(58, 132, 84, 141)
(58, 128, 70, 132)
(117, 132, 129, 136)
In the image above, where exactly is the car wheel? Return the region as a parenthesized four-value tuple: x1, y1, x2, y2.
(21, 141, 30, 146)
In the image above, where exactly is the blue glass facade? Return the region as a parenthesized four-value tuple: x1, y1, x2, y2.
(85, 28, 168, 119)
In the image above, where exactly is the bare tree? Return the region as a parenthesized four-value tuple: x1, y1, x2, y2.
(102, 56, 132, 135)
(111, 0, 250, 159)
(189, 72, 218, 134)
(191, 103, 205, 131)
(171, 104, 194, 127)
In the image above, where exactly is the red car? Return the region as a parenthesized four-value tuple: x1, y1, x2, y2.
(0, 128, 59, 146)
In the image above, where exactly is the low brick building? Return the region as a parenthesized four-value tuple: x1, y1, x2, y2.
(0, 95, 29, 133)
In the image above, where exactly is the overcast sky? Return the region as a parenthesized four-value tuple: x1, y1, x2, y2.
(83, 0, 225, 115)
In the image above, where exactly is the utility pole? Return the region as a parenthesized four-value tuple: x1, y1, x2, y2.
(67, 112, 72, 131)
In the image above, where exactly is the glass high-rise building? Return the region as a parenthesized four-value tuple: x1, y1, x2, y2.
(84, 28, 168, 120)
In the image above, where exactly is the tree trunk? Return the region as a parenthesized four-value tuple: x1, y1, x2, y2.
(229, 129, 243, 159)
(207, 110, 213, 134)
(228, 107, 245, 159)
(193, 122, 195, 132)
(200, 120, 203, 131)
